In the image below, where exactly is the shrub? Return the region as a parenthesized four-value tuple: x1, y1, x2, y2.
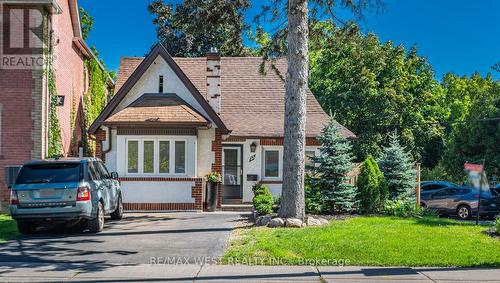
(252, 184, 273, 215)
(495, 216, 500, 234)
(358, 155, 388, 214)
(305, 174, 324, 214)
(383, 198, 418, 218)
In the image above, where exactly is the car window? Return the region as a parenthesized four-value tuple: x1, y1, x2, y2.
(16, 163, 82, 184)
(446, 188, 462, 195)
(433, 189, 448, 197)
(88, 162, 101, 181)
(96, 162, 110, 179)
(422, 184, 444, 191)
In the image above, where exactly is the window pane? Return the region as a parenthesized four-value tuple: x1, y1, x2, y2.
(305, 151, 315, 170)
(265, 150, 279, 177)
(175, 141, 186, 174)
(127, 140, 138, 173)
(159, 141, 170, 173)
(143, 141, 155, 173)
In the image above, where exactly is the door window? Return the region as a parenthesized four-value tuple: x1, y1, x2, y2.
(223, 148, 241, 185)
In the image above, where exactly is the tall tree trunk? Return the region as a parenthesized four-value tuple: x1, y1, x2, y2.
(279, 0, 308, 219)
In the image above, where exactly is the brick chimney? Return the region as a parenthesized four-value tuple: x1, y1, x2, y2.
(206, 47, 221, 115)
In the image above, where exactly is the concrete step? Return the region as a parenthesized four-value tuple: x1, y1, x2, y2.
(221, 204, 253, 212)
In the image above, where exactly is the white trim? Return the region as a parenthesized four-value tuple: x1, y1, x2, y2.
(262, 146, 283, 180)
(123, 136, 189, 177)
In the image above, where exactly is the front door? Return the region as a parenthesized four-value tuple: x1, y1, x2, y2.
(222, 146, 242, 202)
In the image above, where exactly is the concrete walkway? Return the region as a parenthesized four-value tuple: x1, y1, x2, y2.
(0, 262, 499, 282)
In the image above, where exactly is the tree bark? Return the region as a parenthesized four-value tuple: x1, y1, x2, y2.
(279, 0, 308, 219)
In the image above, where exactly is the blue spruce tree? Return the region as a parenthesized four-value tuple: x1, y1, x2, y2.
(377, 133, 416, 200)
(313, 118, 358, 213)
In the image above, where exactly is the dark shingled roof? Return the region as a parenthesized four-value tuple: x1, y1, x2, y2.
(113, 56, 356, 138)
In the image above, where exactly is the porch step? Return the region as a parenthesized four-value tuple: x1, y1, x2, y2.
(221, 204, 254, 212)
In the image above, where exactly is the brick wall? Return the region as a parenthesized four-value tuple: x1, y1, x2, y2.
(211, 128, 222, 208)
(94, 128, 106, 161)
(0, 1, 87, 210)
(0, 70, 38, 207)
(260, 137, 320, 146)
(52, 0, 86, 157)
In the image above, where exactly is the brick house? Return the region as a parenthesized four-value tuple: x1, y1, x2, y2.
(0, 0, 112, 209)
(89, 44, 355, 211)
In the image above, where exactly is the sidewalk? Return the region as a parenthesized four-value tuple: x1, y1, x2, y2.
(1, 262, 499, 282)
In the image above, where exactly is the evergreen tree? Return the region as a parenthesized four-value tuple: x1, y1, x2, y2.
(358, 155, 385, 213)
(313, 118, 358, 213)
(377, 133, 416, 200)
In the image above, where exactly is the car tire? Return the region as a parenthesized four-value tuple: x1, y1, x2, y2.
(110, 195, 123, 220)
(17, 222, 36, 235)
(457, 204, 471, 220)
(88, 202, 104, 233)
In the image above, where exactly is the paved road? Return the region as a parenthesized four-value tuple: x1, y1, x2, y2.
(0, 212, 248, 265)
(0, 263, 499, 282)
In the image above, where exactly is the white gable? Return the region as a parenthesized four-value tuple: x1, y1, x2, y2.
(112, 55, 211, 122)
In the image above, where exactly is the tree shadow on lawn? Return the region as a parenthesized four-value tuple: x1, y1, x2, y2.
(411, 216, 490, 227)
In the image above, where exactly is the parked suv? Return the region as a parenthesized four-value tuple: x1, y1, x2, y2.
(421, 186, 499, 220)
(9, 158, 123, 234)
(420, 181, 461, 192)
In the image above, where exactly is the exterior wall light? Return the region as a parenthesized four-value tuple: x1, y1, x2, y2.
(250, 142, 257, 153)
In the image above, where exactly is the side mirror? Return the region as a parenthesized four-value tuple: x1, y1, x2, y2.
(110, 172, 119, 179)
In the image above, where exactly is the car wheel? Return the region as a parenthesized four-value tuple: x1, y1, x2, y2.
(110, 195, 123, 220)
(457, 204, 471, 220)
(17, 222, 36, 235)
(88, 202, 104, 233)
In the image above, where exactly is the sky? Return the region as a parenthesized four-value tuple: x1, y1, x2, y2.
(80, 0, 500, 80)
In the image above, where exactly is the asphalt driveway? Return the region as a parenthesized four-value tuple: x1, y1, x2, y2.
(0, 212, 248, 265)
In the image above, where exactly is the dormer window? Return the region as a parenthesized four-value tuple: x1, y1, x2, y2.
(159, 75, 164, 93)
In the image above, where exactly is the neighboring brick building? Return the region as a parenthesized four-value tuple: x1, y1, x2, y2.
(0, 0, 112, 210)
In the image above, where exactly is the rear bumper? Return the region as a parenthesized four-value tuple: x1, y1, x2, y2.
(9, 201, 94, 222)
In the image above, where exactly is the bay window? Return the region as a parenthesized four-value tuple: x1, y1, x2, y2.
(126, 138, 186, 175)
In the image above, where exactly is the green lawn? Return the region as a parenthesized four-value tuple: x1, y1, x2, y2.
(223, 216, 500, 267)
(0, 214, 18, 243)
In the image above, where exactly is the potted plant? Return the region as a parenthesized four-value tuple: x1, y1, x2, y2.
(205, 172, 222, 211)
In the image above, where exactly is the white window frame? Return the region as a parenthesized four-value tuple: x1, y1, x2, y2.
(124, 137, 188, 177)
(262, 147, 282, 180)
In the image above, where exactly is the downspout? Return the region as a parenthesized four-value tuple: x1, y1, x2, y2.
(88, 126, 112, 157)
(102, 127, 112, 155)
